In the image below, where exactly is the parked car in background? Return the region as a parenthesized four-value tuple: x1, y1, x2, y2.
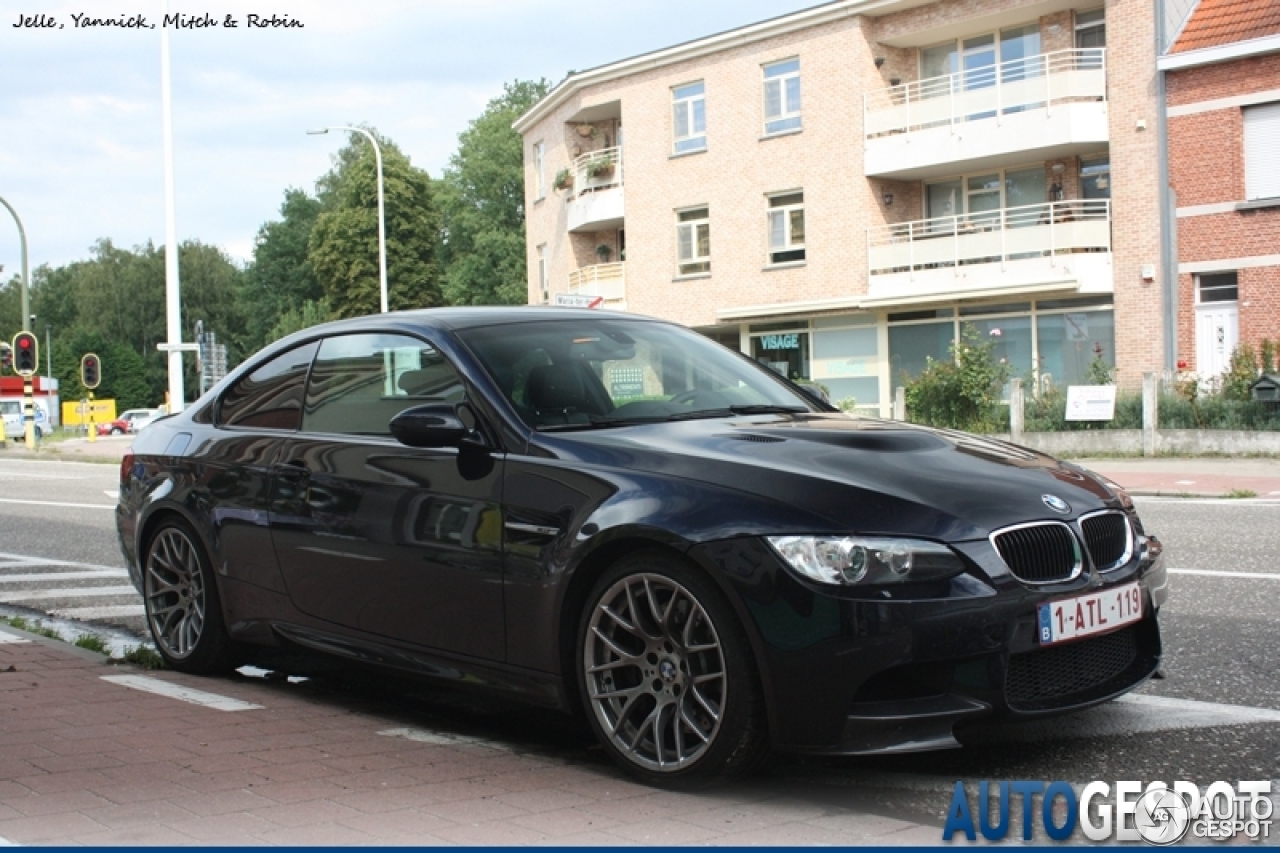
(97, 408, 162, 436)
(1, 399, 51, 440)
(116, 308, 1167, 787)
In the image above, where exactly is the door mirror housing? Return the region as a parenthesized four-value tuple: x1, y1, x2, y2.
(390, 404, 472, 448)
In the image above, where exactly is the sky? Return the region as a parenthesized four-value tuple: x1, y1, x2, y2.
(0, 0, 822, 280)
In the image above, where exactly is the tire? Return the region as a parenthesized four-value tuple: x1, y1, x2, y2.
(142, 519, 236, 673)
(111, 427, 124, 435)
(577, 550, 767, 788)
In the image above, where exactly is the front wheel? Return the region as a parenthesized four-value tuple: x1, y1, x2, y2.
(143, 520, 236, 673)
(577, 552, 766, 788)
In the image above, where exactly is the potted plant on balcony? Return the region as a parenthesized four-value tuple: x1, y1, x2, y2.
(553, 168, 573, 192)
(595, 244, 613, 264)
(584, 156, 615, 179)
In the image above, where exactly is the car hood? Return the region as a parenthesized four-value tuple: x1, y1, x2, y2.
(538, 413, 1119, 542)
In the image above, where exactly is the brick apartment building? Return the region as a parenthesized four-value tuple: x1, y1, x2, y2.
(516, 0, 1169, 415)
(1160, 0, 1280, 378)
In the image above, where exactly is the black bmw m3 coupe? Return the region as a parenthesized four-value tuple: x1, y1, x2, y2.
(117, 307, 1166, 786)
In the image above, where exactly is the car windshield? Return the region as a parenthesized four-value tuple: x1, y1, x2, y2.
(456, 317, 817, 431)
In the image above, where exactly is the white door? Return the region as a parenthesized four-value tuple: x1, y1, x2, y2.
(1195, 303, 1239, 382)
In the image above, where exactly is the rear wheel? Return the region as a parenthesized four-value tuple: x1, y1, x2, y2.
(577, 551, 766, 788)
(143, 520, 235, 673)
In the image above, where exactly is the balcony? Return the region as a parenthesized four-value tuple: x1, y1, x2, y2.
(864, 199, 1113, 306)
(863, 49, 1108, 180)
(566, 146, 624, 233)
(566, 262, 626, 309)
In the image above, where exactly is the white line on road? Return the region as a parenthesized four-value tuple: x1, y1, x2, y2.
(52, 604, 144, 619)
(1168, 568, 1280, 581)
(0, 586, 138, 603)
(101, 674, 263, 711)
(0, 497, 115, 510)
(0, 472, 89, 480)
(0, 552, 126, 572)
(379, 727, 514, 752)
(0, 571, 130, 584)
(1135, 497, 1280, 506)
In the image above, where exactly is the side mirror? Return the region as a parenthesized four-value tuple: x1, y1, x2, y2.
(390, 404, 472, 448)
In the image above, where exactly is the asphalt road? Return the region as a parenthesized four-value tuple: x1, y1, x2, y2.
(1, 455, 1278, 839)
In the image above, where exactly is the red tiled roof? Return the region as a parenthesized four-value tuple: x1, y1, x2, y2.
(1171, 0, 1280, 53)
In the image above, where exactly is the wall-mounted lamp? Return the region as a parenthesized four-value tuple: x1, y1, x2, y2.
(874, 56, 886, 68)
(889, 77, 902, 86)
(882, 192, 894, 206)
(1051, 162, 1065, 175)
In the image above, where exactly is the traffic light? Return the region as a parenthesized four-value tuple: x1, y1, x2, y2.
(0, 343, 11, 373)
(12, 332, 37, 376)
(81, 353, 102, 390)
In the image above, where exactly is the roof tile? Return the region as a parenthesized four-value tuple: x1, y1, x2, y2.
(1171, 0, 1280, 52)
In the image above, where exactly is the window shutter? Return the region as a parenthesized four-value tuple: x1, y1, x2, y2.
(1244, 102, 1280, 201)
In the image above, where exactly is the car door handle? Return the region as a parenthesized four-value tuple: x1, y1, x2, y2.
(273, 460, 310, 480)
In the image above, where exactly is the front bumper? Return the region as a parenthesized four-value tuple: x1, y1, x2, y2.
(689, 533, 1166, 754)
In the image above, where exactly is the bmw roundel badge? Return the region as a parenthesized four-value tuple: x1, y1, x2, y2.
(1042, 494, 1071, 514)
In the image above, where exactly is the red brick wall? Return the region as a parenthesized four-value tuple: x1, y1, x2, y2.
(1167, 52, 1280, 106)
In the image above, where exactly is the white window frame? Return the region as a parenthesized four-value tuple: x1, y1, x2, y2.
(537, 244, 548, 304)
(763, 58, 802, 135)
(672, 81, 707, 154)
(533, 141, 546, 199)
(767, 191, 805, 264)
(676, 206, 711, 276)
(1244, 102, 1280, 201)
(1196, 271, 1239, 304)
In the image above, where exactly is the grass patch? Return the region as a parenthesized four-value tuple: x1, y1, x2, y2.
(1223, 488, 1258, 499)
(118, 645, 165, 670)
(74, 634, 109, 653)
(2, 615, 61, 640)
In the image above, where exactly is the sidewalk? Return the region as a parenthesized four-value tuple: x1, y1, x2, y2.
(0, 625, 943, 846)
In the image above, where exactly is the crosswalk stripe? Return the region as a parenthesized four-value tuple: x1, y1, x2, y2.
(0, 586, 138, 603)
(0, 571, 130, 583)
(51, 605, 145, 619)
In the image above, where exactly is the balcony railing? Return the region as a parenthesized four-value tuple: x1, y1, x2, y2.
(863, 49, 1106, 139)
(572, 146, 623, 195)
(568, 262, 626, 304)
(867, 199, 1111, 276)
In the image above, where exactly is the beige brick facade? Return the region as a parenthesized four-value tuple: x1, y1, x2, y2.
(519, 0, 1167, 412)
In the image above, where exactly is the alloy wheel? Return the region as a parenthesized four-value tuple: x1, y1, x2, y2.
(144, 527, 207, 660)
(583, 572, 726, 772)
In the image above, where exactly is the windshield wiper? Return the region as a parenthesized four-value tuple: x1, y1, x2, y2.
(666, 404, 808, 422)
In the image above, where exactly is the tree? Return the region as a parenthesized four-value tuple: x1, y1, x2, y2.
(308, 129, 440, 318)
(266, 298, 333, 342)
(239, 189, 324, 351)
(438, 79, 551, 306)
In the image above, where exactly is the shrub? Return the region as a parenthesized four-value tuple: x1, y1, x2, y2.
(904, 325, 1011, 433)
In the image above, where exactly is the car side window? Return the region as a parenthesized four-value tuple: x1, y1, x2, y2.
(218, 341, 319, 430)
(302, 333, 465, 436)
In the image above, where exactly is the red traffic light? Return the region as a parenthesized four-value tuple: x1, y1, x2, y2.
(18, 338, 31, 349)
(11, 332, 37, 375)
(81, 352, 102, 390)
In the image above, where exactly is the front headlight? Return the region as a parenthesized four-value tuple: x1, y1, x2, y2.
(766, 535, 964, 586)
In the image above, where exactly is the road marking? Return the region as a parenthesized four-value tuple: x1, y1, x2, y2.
(1168, 568, 1280, 581)
(52, 605, 144, 619)
(0, 586, 138, 603)
(0, 552, 127, 572)
(101, 674, 263, 711)
(1135, 497, 1280, 506)
(0, 497, 115, 510)
(0, 472, 89, 480)
(0, 571, 131, 584)
(0, 631, 31, 644)
(103, 490, 116, 498)
(378, 727, 514, 752)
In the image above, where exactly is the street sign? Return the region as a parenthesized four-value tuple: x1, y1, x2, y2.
(553, 293, 605, 308)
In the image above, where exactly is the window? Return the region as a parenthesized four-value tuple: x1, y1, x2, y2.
(1075, 8, 1106, 50)
(1080, 155, 1111, 200)
(537, 244, 548, 304)
(676, 207, 710, 275)
(302, 334, 464, 436)
(767, 192, 805, 264)
(763, 59, 801, 134)
(218, 341, 318, 430)
(1244, 103, 1280, 201)
(1197, 272, 1239, 303)
(533, 141, 545, 199)
(672, 82, 706, 153)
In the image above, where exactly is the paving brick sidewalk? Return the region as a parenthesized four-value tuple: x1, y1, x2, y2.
(0, 627, 943, 846)
(1070, 457, 1280, 498)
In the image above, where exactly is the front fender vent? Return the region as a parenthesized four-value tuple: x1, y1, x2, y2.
(716, 433, 785, 443)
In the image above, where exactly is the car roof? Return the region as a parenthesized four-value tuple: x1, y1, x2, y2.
(280, 306, 665, 339)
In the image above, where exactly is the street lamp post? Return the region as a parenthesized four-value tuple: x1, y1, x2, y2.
(0, 194, 31, 332)
(308, 126, 388, 313)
